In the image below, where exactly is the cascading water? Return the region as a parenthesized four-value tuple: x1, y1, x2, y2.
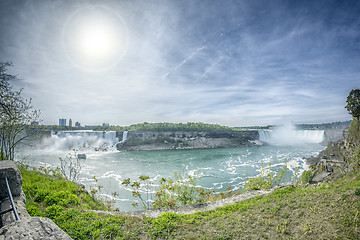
(115, 131, 128, 150)
(259, 124, 324, 146)
(39, 130, 119, 151)
(120, 131, 128, 143)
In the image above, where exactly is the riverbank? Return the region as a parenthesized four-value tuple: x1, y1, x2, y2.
(13, 163, 360, 239)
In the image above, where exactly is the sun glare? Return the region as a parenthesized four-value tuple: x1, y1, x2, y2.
(62, 6, 128, 72)
(76, 22, 118, 60)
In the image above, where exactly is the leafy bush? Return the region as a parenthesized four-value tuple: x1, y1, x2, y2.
(245, 162, 288, 191)
(45, 205, 64, 219)
(25, 202, 44, 217)
(44, 191, 80, 207)
(299, 170, 313, 185)
(122, 170, 214, 209)
(355, 188, 360, 196)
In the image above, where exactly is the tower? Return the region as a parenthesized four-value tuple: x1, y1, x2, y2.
(59, 118, 66, 126)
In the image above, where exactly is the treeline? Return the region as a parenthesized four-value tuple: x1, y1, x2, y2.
(95, 122, 234, 132)
(296, 121, 351, 130)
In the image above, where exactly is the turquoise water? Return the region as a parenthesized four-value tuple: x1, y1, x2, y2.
(21, 143, 324, 211)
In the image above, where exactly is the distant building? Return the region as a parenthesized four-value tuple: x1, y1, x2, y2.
(75, 121, 81, 127)
(102, 123, 109, 127)
(69, 119, 72, 127)
(59, 118, 66, 126)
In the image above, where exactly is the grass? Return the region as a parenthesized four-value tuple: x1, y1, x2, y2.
(20, 163, 360, 239)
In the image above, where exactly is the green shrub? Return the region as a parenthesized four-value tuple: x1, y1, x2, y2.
(26, 203, 44, 217)
(45, 205, 64, 219)
(34, 190, 51, 202)
(148, 212, 180, 239)
(245, 162, 288, 191)
(299, 170, 313, 185)
(44, 191, 80, 207)
(355, 188, 360, 196)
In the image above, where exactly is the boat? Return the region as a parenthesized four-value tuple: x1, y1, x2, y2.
(77, 154, 86, 159)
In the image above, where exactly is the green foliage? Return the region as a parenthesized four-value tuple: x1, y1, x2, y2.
(53, 209, 127, 240)
(0, 62, 41, 160)
(122, 174, 153, 209)
(115, 122, 234, 132)
(44, 191, 80, 207)
(20, 165, 107, 212)
(299, 170, 313, 185)
(25, 202, 44, 217)
(154, 170, 206, 208)
(345, 89, 360, 120)
(45, 204, 64, 219)
(147, 212, 180, 239)
(20, 163, 360, 239)
(355, 188, 360, 196)
(123, 170, 214, 210)
(245, 161, 288, 190)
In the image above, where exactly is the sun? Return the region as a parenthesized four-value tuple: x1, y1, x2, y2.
(62, 5, 128, 72)
(75, 21, 118, 60)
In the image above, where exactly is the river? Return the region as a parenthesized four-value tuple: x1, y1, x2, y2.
(19, 128, 325, 211)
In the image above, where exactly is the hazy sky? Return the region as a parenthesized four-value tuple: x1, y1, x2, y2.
(0, 0, 359, 126)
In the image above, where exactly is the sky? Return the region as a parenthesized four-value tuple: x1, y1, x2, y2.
(0, 0, 359, 127)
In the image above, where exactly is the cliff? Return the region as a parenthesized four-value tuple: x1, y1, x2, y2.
(308, 119, 360, 183)
(116, 130, 259, 151)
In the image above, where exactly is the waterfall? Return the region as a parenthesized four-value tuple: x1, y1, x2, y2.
(259, 125, 324, 146)
(115, 131, 128, 150)
(39, 130, 119, 151)
(121, 131, 128, 143)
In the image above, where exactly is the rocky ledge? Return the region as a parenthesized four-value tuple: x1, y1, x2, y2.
(307, 127, 359, 183)
(116, 130, 260, 151)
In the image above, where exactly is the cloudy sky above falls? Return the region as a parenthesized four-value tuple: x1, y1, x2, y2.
(0, 0, 359, 126)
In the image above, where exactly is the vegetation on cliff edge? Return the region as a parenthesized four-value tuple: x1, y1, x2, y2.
(20, 164, 360, 239)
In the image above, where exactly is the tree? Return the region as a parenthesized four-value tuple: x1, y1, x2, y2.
(345, 89, 360, 130)
(0, 62, 40, 160)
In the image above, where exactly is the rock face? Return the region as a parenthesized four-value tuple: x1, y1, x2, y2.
(0, 161, 23, 199)
(322, 129, 345, 145)
(1, 190, 30, 226)
(308, 126, 359, 183)
(116, 130, 259, 150)
(0, 217, 72, 240)
(0, 161, 30, 226)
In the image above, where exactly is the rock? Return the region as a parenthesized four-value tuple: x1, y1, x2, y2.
(1, 190, 30, 226)
(0, 161, 23, 199)
(310, 171, 331, 183)
(0, 217, 73, 240)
